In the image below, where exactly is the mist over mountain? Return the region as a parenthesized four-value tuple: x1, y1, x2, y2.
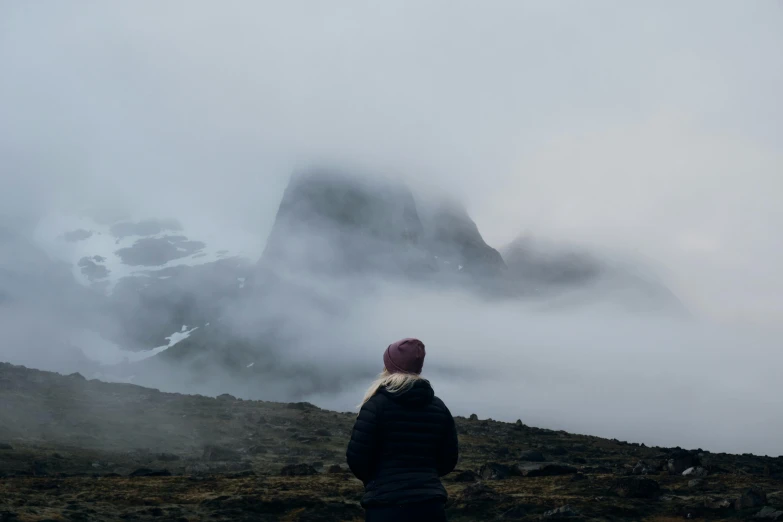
(2, 168, 685, 395)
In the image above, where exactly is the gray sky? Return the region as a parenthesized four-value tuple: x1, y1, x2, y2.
(1, 2, 782, 454)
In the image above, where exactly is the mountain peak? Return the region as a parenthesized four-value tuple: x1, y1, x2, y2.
(258, 168, 506, 286)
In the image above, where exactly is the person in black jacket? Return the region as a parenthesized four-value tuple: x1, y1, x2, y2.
(346, 338, 459, 522)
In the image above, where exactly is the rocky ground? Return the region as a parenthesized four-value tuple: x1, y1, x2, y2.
(1, 362, 782, 521)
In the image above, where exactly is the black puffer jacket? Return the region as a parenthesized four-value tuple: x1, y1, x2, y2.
(346, 379, 459, 507)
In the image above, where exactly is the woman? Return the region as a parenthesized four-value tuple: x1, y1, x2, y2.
(346, 338, 459, 522)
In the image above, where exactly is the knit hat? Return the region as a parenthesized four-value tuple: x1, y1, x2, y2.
(383, 338, 426, 374)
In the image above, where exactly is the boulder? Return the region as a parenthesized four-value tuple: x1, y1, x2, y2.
(682, 466, 708, 477)
(754, 507, 783, 520)
(327, 464, 343, 474)
(469, 413, 479, 421)
(668, 450, 699, 474)
(280, 463, 319, 476)
(519, 450, 546, 462)
(704, 498, 733, 510)
(500, 505, 528, 519)
(688, 478, 705, 489)
(612, 477, 660, 498)
(286, 402, 315, 411)
(736, 488, 767, 510)
(457, 482, 504, 503)
(479, 462, 520, 480)
(453, 470, 480, 483)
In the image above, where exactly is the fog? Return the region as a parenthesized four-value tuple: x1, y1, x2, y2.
(1, 2, 782, 456)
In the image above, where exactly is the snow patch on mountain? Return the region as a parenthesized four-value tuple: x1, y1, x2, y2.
(70, 326, 198, 366)
(32, 213, 261, 293)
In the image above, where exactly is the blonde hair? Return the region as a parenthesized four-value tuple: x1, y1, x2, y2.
(359, 369, 423, 408)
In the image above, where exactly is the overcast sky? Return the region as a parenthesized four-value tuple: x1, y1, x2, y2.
(1, 2, 781, 322)
(2, 1, 783, 455)
(0, 0, 783, 324)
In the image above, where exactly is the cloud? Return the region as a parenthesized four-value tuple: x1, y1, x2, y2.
(0, 1, 781, 455)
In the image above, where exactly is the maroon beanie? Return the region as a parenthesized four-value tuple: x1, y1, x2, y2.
(384, 338, 426, 374)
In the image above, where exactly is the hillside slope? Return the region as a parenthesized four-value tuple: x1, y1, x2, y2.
(1, 362, 781, 521)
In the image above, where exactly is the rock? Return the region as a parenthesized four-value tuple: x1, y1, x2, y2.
(495, 447, 510, 458)
(543, 505, 580, 519)
(520, 450, 546, 462)
(522, 464, 577, 477)
(457, 482, 503, 502)
(469, 413, 479, 421)
(612, 477, 660, 498)
(682, 466, 708, 477)
(632, 460, 649, 475)
(129, 468, 172, 477)
(754, 507, 783, 520)
(736, 488, 767, 510)
(688, 478, 705, 489)
(280, 463, 318, 476)
(0, 443, 12, 450)
(479, 462, 520, 480)
(668, 450, 699, 474)
(500, 505, 528, 519)
(453, 470, 479, 482)
(327, 464, 343, 474)
(216, 393, 236, 401)
(314, 428, 332, 437)
(202, 445, 242, 462)
(704, 498, 732, 510)
(286, 402, 315, 411)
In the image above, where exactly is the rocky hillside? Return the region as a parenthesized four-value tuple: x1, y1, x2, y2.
(1, 362, 781, 521)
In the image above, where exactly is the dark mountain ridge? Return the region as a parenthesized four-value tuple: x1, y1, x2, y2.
(258, 168, 507, 287)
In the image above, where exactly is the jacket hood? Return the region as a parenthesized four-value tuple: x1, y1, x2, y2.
(379, 378, 435, 406)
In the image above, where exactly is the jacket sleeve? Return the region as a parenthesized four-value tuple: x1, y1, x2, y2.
(437, 404, 459, 476)
(346, 397, 381, 484)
